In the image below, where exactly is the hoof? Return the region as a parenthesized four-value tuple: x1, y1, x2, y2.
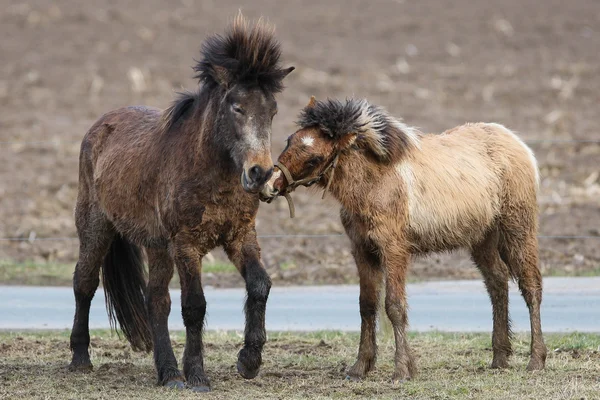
(68, 363, 93, 373)
(526, 358, 545, 371)
(491, 356, 510, 369)
(237, 360, 260, 380)
(391, 372, 411, 383)
(491, 361, 509, 369)
(345, 374, 362, 382)
(164, 380, 186, 390)
(190, 385, 211, 393)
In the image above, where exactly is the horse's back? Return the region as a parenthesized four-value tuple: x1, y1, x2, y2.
(78, 106, 166, 243)
(398, 122, 538, 252)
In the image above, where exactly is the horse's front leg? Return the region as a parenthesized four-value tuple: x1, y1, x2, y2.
(172, 238, 211, 392)
(225, 232, 272, 379)
(346, 240, 384, 380)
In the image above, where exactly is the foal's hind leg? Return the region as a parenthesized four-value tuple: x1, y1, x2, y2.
(346, 240, 383, 381)
(146, 248, 184, 389)
(470, 228, 512, 369)
(69, 206, 114, 372)
(499, 229, 547, 370)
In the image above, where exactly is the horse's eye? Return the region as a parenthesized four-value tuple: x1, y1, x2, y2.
(307, 156, 323, 167)
(232, 105, 245, 115)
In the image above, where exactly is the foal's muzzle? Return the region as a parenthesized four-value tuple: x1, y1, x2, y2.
(242, 165, 274, 194)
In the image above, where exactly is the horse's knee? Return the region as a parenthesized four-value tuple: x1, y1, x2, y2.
(246, 264, 271, 304)
(385, 297, 408, 325)
(181, 290, 207, 329)
(359, 295, 377, 319)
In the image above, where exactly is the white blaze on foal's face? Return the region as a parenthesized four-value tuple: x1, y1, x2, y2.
(301, 135, 315, 147)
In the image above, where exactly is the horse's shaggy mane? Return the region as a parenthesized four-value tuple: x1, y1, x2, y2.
(195, 14, 287, 93)
(297, 98, 420, 162)
(161, 14, 288, 133)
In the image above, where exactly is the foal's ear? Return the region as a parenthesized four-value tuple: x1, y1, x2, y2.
(306, 95, 317, 108)
(338, 132, 358, 150)
(210, 65, 233, 88)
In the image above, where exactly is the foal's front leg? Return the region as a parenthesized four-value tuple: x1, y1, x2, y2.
(225, 231, 272, 379)
(172, 239, 210, 392)
(382, 243, 416, 382)
(346, 241, 384, 380)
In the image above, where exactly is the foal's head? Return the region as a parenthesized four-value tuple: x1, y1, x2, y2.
(196, 15, 294, 193)
(261, 97, 419, 198)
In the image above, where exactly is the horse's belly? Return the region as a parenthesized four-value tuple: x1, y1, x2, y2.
(405, 185, 500, 253)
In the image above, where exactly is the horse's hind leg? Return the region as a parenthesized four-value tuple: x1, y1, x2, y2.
(145, 248, 185, 389)
(470, 228, 512, 369)
(69, 203, 114, 372)
(499, 227, 547, 371)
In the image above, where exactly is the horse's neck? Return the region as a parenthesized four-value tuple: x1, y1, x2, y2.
(179, 100, 237, 178)
(325, 152, 387, 212)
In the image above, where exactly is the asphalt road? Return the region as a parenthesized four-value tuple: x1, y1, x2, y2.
(1, 277, 599, 332)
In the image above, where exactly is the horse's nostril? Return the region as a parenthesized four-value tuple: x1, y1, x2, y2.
(265, 167, 274, 182)
(248, 165, 263, 182)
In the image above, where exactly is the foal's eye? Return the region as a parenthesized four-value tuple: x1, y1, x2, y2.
(307, 156, 323, 167)
(232, 105, 245, 115)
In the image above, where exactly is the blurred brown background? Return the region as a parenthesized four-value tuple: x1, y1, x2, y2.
(1, 0, 599, 287)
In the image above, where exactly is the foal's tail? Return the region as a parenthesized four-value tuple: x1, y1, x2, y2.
(102, 235, 152, 352)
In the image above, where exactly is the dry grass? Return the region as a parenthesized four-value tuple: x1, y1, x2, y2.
(0, 330, 598, 399)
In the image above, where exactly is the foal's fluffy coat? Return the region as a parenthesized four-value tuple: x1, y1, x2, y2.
(265, 98, 546, 381)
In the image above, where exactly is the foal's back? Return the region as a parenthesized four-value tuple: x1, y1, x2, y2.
(395, 122, 538, 253)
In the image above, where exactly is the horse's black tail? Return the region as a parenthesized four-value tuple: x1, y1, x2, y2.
(102, 235, 152, 352)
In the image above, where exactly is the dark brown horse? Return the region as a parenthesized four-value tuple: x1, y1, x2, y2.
(261, 97, 546, 382)
(68, 15, 293, 392)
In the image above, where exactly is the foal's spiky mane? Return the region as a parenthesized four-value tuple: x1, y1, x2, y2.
(195, 14, 287, 92)
(297, 98, 420, 162)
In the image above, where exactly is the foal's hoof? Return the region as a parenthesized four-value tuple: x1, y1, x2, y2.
(391, 372, 411, 384)
(190, 385, 211, 393)
(164, 380, 186, 390)
(526, 358, 546, 371)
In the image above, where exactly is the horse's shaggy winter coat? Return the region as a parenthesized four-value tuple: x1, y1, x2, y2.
(68, 15, 293, 392)
(263, 98, 546, 381)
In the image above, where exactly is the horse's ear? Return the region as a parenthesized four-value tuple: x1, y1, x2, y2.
(306, 95, 317, 109)
(281, 66, 295, 79)
(210, 65, 233, 88)
(338, 132, 358, 150)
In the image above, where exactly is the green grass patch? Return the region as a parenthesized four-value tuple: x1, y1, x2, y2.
(0, 330, 598, 399)
(0, 259, 237, 287)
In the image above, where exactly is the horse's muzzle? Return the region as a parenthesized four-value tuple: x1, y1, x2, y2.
(241, 166, 273, 194)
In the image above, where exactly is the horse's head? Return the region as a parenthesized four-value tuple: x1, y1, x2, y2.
(261, 96, 352, 199)
(218, 84, 287, 193)
(197, 14, 294, 193)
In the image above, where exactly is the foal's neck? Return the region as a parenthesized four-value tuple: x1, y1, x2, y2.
(324, 151, 392, 213)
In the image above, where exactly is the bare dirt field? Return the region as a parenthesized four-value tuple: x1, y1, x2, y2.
(1, 330, 599, 399)
(1, 0, 599, 287)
